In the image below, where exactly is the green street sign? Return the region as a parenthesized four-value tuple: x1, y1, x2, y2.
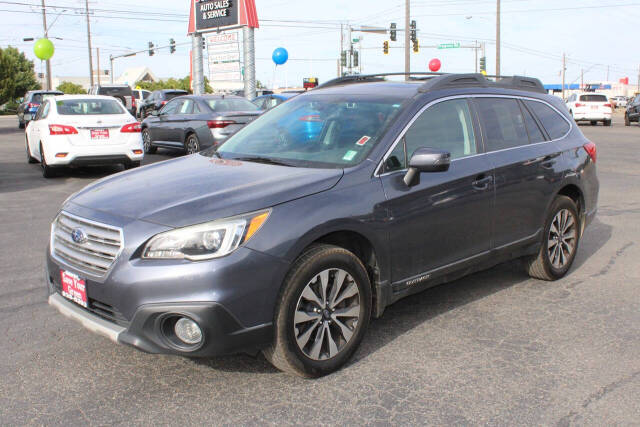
(437, 42, 460, 49)
(352, 38, 360, 43)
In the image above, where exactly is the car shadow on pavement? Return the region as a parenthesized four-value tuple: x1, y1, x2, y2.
(191, 218, 611, 375)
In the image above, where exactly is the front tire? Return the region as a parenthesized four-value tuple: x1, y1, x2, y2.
(624, 113, 630, 126)
(263, 244, 372, 377)
(525, 196, 580, 281)
(603, 119, 611, 127)
(590, 120, 597, 126)
(25, 135, 37, 164)
(142, 128, 157, 154)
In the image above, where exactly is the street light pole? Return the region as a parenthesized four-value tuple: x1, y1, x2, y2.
(496, 0, 501, 77)
(40, 0, 52, 90)
(404, 0, 410, 74)
(110, 55, 114, 84)
(85, 0, 94, 87)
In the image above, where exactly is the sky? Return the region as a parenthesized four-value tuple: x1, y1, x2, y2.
(1, 0, 639, 89)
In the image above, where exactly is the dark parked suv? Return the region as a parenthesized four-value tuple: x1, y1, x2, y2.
(46, 73, 599, 377)
(140, 89, 189, 118)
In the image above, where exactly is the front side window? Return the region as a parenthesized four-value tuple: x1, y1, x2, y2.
(475, 97, 529, 151)
(178, 99, 194, 114)
(160, 99, 182, 115)
(383, 98, 476, 173)
(524, 100, 570, 140)
(55, 99, 125, 115)
(210, 94, 406, 168)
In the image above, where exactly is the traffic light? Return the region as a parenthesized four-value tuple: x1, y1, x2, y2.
(390, 23, 397, 42)
(340, 51, 347, 67)
(148, 42, 154, 56)
(412, 39, 419, 53)
(201, 38, 206, 50)
(410, 20, 417, 42)
(353, 51, 359, 67)
(169, 38, 176, 54)
(383, 40, 389, 55)
(479, 56, 486, 72)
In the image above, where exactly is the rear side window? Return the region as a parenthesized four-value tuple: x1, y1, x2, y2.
(519, 102, 546, 143)
(579, 94, 607, 102)
(524, 100, 570, 140)
(475, 98, 529, 151)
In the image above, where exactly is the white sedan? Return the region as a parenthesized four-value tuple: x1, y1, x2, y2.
(25, 95, 144, 178)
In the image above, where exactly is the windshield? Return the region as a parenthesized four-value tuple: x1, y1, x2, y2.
(205, 94, 406, 168)
(56, 99, 126, 115)
(206, 98, 259, 112)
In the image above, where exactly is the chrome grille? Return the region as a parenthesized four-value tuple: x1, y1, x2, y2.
(51, 212, 123, 277)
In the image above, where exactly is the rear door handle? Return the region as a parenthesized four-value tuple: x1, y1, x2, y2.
(472, 175, 493, 190)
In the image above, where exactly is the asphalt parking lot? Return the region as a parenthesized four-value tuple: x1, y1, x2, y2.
(1, 113, 639, 425)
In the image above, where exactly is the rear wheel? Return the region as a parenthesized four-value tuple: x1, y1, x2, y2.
(40, 143, 58, 178)
(263, 244, 372, 377)
(185, 134, 200, 154)
(590, 120, 597, 126)
(525, 196, 580, 281)
(25, 135, 37, 164)
(142, 128, 157, 154)
(624, 113, 630, 126)
(125, 161, 141, 170)
(603, 119, 612, 127)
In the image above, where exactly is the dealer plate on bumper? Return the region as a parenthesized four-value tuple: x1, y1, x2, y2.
(60, 270, 88, 308)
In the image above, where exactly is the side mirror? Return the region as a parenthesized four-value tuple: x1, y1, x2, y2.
(403, 147, 451, 187)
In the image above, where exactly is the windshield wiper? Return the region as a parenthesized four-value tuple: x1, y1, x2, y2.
(234, 156, 294, 167)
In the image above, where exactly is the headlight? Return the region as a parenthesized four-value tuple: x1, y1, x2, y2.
(142, 209, 270, 261)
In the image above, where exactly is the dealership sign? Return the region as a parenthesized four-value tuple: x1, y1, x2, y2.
(188, 0, 259, 33)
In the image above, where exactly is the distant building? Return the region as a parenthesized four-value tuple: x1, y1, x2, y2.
(48, 67, 159, 91)
(544, 80, 633, 99)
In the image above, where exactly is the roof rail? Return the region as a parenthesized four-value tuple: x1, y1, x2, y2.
(316, 72, 446, 89)
(418, 73, 546, 94)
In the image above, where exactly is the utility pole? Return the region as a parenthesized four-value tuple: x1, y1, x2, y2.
(581, 68, 583, 89)
(637, 65, 639, 93)
(561, 53, 566, 100)
(339, 23, 343, 77)
(475, 40, 478, 73)
(96, 47, 100, 85)
(243, 26, 256, 100)
(404, 0, 410, 74)
(40, 0, 52, 90)
(496, 0, 501, 77)
(606, 65, 609, 82)
(110, 55, 114, 84)
(191, 33, 204, 95)
(85, 0, 94, 87)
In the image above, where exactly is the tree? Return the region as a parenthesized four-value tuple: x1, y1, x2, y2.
(56, 81, 86, 94)
(0, 46, 40, 106)
(134, 75, 212, 93)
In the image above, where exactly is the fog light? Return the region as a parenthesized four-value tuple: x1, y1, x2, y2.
(174, 317, 202, 345)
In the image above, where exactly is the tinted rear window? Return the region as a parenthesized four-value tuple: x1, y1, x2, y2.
(56, 99, 125, 115)
(165, 92, 188, 100)
(475, 97, 530, 151)
(579, 95, 607, 102)
(206, 98, 260, 112)
(524, 100, 570, 140)
(97, 86, 132, 96)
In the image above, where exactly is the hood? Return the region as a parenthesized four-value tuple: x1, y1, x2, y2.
(68, 154, 343, 228)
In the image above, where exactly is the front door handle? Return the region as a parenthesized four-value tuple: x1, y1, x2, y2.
(472, 174, 493, 190)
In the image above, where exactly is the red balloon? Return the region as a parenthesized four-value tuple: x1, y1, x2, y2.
(429, 58, 441, 72)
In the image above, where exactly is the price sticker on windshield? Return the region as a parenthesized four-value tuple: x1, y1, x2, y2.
(355, 136, 371, 146)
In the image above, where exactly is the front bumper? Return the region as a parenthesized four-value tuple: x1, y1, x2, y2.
(45, 207, 287, 356)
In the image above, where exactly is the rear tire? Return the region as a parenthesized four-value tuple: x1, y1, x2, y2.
(525, 195, 580, 281)
(142, 128, 157, 154)
(590, 121, 597, 126)
(40, 143, 58, 178)
(25, 135, 37, 164)
(624, 113, 630, 126)
(185, 133, 200, 154)
(263, 244, 372, 377)
(603, 119, 611, 127)
(125, 161, 141, 170)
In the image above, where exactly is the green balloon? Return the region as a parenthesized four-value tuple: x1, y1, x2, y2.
(34, 38, 54, 60)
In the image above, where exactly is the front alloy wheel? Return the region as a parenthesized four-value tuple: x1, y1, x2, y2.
(263, 244, 371, 377)
(294, 268, 360, 361)
(142, 128, 156, 154)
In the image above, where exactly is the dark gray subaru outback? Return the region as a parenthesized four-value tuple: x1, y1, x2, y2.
(47, 73, 599, 377)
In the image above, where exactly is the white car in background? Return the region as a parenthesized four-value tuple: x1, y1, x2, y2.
(565, 92, 612, 126)
(25, 95, 144, 178)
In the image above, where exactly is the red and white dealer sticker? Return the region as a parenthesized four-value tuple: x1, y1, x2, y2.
(355, 136, 371, 146)
(60, 270, 88, 308)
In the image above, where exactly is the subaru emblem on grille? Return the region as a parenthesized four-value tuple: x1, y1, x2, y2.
(71, 228, 88, 244)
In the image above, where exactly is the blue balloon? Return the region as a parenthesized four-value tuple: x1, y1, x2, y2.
(272, 47, 288, 66)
